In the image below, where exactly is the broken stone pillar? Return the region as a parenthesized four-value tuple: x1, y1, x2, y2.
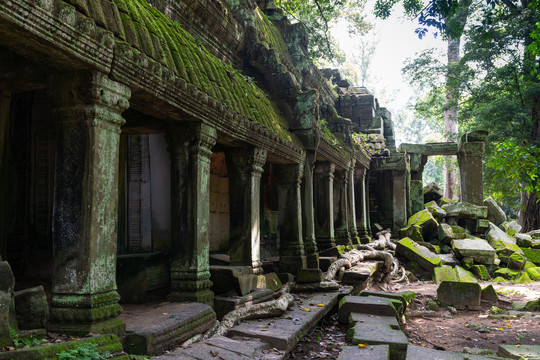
(275, 163, 307, 275)
(458, 131, 488, 206)
(392, 170, 408, 230)
(314, 162, 335, 250)
(354, 167, 370, 242)
(334, 169, 351, 245)
(302, 150, 319, 268)
(49, 71, 130, 336)
(167, 123, 217, 305)
(347, 160, 359, 243)
(226, 147, 267, 274)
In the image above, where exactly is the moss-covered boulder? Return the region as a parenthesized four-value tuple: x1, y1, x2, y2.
(515, 272, 533, 284)
(433, 265, 477, 284)
(424, 182, 443, 203)
(399, 225, 423, 243)
(494, 268, 521, 280)
(14, 286, 48, 330)
(486, 222, 523, 256)
(437, 223, 454, 244)
(442, 202, 488, 219)
(437, 281, 481, 310)
(0, 260, 15, 348)
(481, 285, 499, 302)
(405, 209, 439, 238)
(515, 233, 533, 248)
(425, 201, 447, 219)
(526, 267, 540, 281)
(483, 196, 506, 226)
(451, 238, 496, 265)
(521, 248, 540, 265)
(500, 220, 522, 236)
(472, 265, 491, 281)
(396, 237, 441, 271)
(507, 252, 527, 270)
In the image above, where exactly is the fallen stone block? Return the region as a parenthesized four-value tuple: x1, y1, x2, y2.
(396, 238, 441, 271)
(14, 286, 48, 330)
(437, 253, 460, 266)
(515, 272, 533, 284)
(347, 323, 408, 360)
(348, 313, 400, 329)
(497, 344, 540, 360)
(425, 201, 446, 219)
(399, 225, 423, 243)
(521, 248, 540, 265)
(261, 272, 282, 291)
(526, 267, 540, 281)
(434, 265, 458, 284)
(501, 220, 522, 236)
(338, 345, 390, 360)
(484, 196, 506, 226)
(359, 290, 416, 309)
(452, 239, 496, 265)
(297, 268, 324, 283)
(278, 272, 294, 285)
(210, 265, 254, 295)
(471, 265, 491, 281)
(405, 209, 439, 238)
(437, 223, 454, 244)
(481, 285, 499, 303)
(442, 202, 488, 219)
(515, 233, 533, 248)
(437, 281, 481, 310)
(342, 261, 382, 284)
(424, 182, 443, 203)
(338, 296, 398, 324)
(214, 289, 274, 320)
(507, 252, 527, 270)
(493, 267, 521, 280)
(486, 223, 523, 256)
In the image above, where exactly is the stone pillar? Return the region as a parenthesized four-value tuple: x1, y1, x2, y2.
(48, 71, 130, 336)
(314, 162, 335, 250)
(302, 151, 319, 268)
(392, 170, 408, 230)
(365, 170, 372, 237)
(354, 167, 370, 243)
(226, 147, 267, 274)
(275, 163, 306, 275)
(334, 169, 351, 245)
(347, 160, 359, 244)
(167, 123, 216, 305)
(458, 138, 486, 206)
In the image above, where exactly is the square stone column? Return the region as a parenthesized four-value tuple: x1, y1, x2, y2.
(167, 123, 216, 305)
(334, 170, 351, 245)
(458, 139, 486, 206)
(274, 163, 307, 275)
(226, 147, 267, 274)
(354, 167, 370, 243)
(302, 151, 319, 268)
(392, 170, 408, 230)
(347, 160, 359, 243)
(314, 162, 335, 250)
(48, 71, 130, 336)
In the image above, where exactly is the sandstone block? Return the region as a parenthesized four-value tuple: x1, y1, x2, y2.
(483, 196, 506, 225)
(14, 286, 49, 329)
(437, 281, 481, 310)
(396, 238, 441, 271)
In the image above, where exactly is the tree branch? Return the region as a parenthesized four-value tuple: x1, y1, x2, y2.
(313, 0, 334, 58)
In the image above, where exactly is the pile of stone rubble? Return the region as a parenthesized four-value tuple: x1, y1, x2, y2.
(395, 183, 540, 288)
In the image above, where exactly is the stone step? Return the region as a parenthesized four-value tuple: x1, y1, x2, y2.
(338, 296, 398, 323)
(154, 336, 272, 360)
(498, 344, 540, 359)
(337, 345, 390, 360)
(347, 323, 408, 360)
(121, 302, 216, 355)
(227, 291, 344, 353)
(214, 289, 274, 320)
(348, 312, 400, 329)
(406, 345, 502, 360)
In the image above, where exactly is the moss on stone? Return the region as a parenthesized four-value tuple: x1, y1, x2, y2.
(515, 272, 533, 284)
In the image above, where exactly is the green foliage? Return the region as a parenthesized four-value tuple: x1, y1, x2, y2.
(10, 328, 46, 348)
(56, 343, 112, 360)
(276, 0, 371, 62)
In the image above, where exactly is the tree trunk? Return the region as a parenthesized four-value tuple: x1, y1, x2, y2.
(519, 190, 540, 232)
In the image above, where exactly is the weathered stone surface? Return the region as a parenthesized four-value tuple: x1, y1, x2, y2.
(486, 223, 523, 256)
(399, 225, 423, 243)
(338, 296, 398, 323)
(117, 253, 170, 303)
(515, 272, 533, 284)
(406, 345, 497, 360)
(173, 342, 253, 360)
(338, 345, 390, 360)
(437, 253, 459, 266)
(481, 285, 499, 303)
(0, 261, 15, 347)
(204, 337, 271, 358)
(471, 265, 491, 281)
(501, 220, 522, 236)
(507, 252, 527, 270)
(437, 223, 454, 244)
(527, 229, 540, 239)
(497, 344, 540, 360)
(405, 209, 439, 238)
(359, 290, 416, 308)
(442, 203, 488, 219)
(527, 267, 540, 281)
(347, 323, 408, 360)
(229, 292, 340, 352)
(122, 302, 216, 355)
(396, 238, 441, 271)
(14, 286, 48, 330)
(437, 281, 481, 310)
(424, 201, 446, 219)
(433, 265, 477, 284)
(515, 233, 533, 248)
(493, 267, 521, 280)
(348, 313, 400, 329)
(209, 265, 253, 295)
(522, 248, 540, 265)
(451, 239, 496, 265)
(297, 268, 324, 283)
(262, 273, 283, 291)
(483, 196, 506, 226)
(424, 182, 444, 203)
(214, 289, 274, 320)
(342, 261, 382, 284)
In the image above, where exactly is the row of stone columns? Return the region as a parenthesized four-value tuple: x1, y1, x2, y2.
(43, 70, 373, 336)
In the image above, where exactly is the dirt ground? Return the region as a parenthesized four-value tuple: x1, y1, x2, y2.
(388, 280, 540, 353)
(288, 281, 540, 359)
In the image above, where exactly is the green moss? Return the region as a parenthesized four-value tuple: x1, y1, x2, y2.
(515, 272, 533, 284)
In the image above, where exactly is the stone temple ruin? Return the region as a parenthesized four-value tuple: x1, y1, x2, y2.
(3, 0, 537, 358)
